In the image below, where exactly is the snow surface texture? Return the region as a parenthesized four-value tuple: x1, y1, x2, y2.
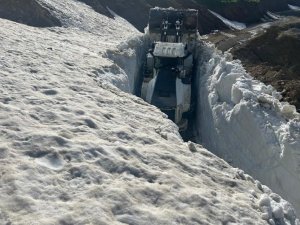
(288, 4, 300, 11)
(209, 10, 247, 30)
(36, 0, 144, 93)
(1, 0, 298, 224)
(195, 42, 300, 217)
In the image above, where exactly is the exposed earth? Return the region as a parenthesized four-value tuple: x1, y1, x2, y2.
(206, 15, 300, 112)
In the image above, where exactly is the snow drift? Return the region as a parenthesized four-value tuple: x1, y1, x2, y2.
(0, 16, 291, 224)
(289, 4, 300, 11)
(0, 0, 299, 224)
(209, 10, 246, 30)
(195, 42, 300, 216)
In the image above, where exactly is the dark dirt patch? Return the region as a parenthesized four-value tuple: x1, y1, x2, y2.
(206, 17, 300, 112)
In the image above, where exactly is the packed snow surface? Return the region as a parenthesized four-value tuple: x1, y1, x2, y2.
(0, 0, 299, 224)
(209, 10, 246, 30)
(195, 42, 300, 216)
(288, 4, 300, 11)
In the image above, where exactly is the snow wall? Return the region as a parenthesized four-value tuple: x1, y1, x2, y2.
(111, 32, 300, 217)
(104, 35, 148, 94)
(195, 42, 300, 215)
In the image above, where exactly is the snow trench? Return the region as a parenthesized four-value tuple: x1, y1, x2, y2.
(108, 33, 300, 218)
(104, 35, 149, 94)
(194, 42, 300, 216)
(3, 0, 300, 223)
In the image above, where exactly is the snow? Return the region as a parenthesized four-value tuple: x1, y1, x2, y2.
(266, 11, 280, 20)
(0, 0, 299, 224)
(209, 10, 246, 30)
(195, 42, 300, 216)
(36, 0, 145, 94)
(288, 4, 300, 11)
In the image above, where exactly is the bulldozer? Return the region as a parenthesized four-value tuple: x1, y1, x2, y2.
(141, 8, 198, 131)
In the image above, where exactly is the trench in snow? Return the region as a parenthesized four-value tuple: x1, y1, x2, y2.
(106, 34, 300, 216)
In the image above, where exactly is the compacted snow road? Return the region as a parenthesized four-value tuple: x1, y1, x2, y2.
(0, 0, 299, 224)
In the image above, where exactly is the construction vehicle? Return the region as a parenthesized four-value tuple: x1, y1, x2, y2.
(141, 7, 198, 131)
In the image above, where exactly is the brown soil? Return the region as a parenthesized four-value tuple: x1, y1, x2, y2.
(207, 17, 300, 112)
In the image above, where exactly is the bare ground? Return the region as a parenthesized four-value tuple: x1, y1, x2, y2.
(206, 16, 300, 112)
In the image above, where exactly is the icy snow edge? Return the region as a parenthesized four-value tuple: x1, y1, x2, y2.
(195, 42, 300, 216)
(288, 4, 300, 11)
(209, 10, 246, 30)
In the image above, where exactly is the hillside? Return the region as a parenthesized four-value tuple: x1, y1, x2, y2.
(232, 18, 300, 111)
(2, 0, 299, 34)
(76, 0, 300, 33)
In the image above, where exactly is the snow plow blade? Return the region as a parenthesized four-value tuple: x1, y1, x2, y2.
(149, 8, 198, 35)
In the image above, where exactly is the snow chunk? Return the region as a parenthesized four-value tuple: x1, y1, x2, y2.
(288, 4, 300, 11)
(272, 205, 284, 219)
(259, 194, 271, 207)
(258, 193, 298, 224)
(35, 153, 65, 171)
(266, 12, 280, 20)
(280, 103, 298, 120)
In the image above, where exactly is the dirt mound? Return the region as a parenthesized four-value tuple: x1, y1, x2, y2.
(232, 18, 300, 111)
(0, 0, 61, 27)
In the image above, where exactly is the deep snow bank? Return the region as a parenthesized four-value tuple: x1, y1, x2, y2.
(105, 35, 148, 94)
(1, 0, 299, 224)
(1, 16, 293, 225)
(195, 42, 300, 215)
